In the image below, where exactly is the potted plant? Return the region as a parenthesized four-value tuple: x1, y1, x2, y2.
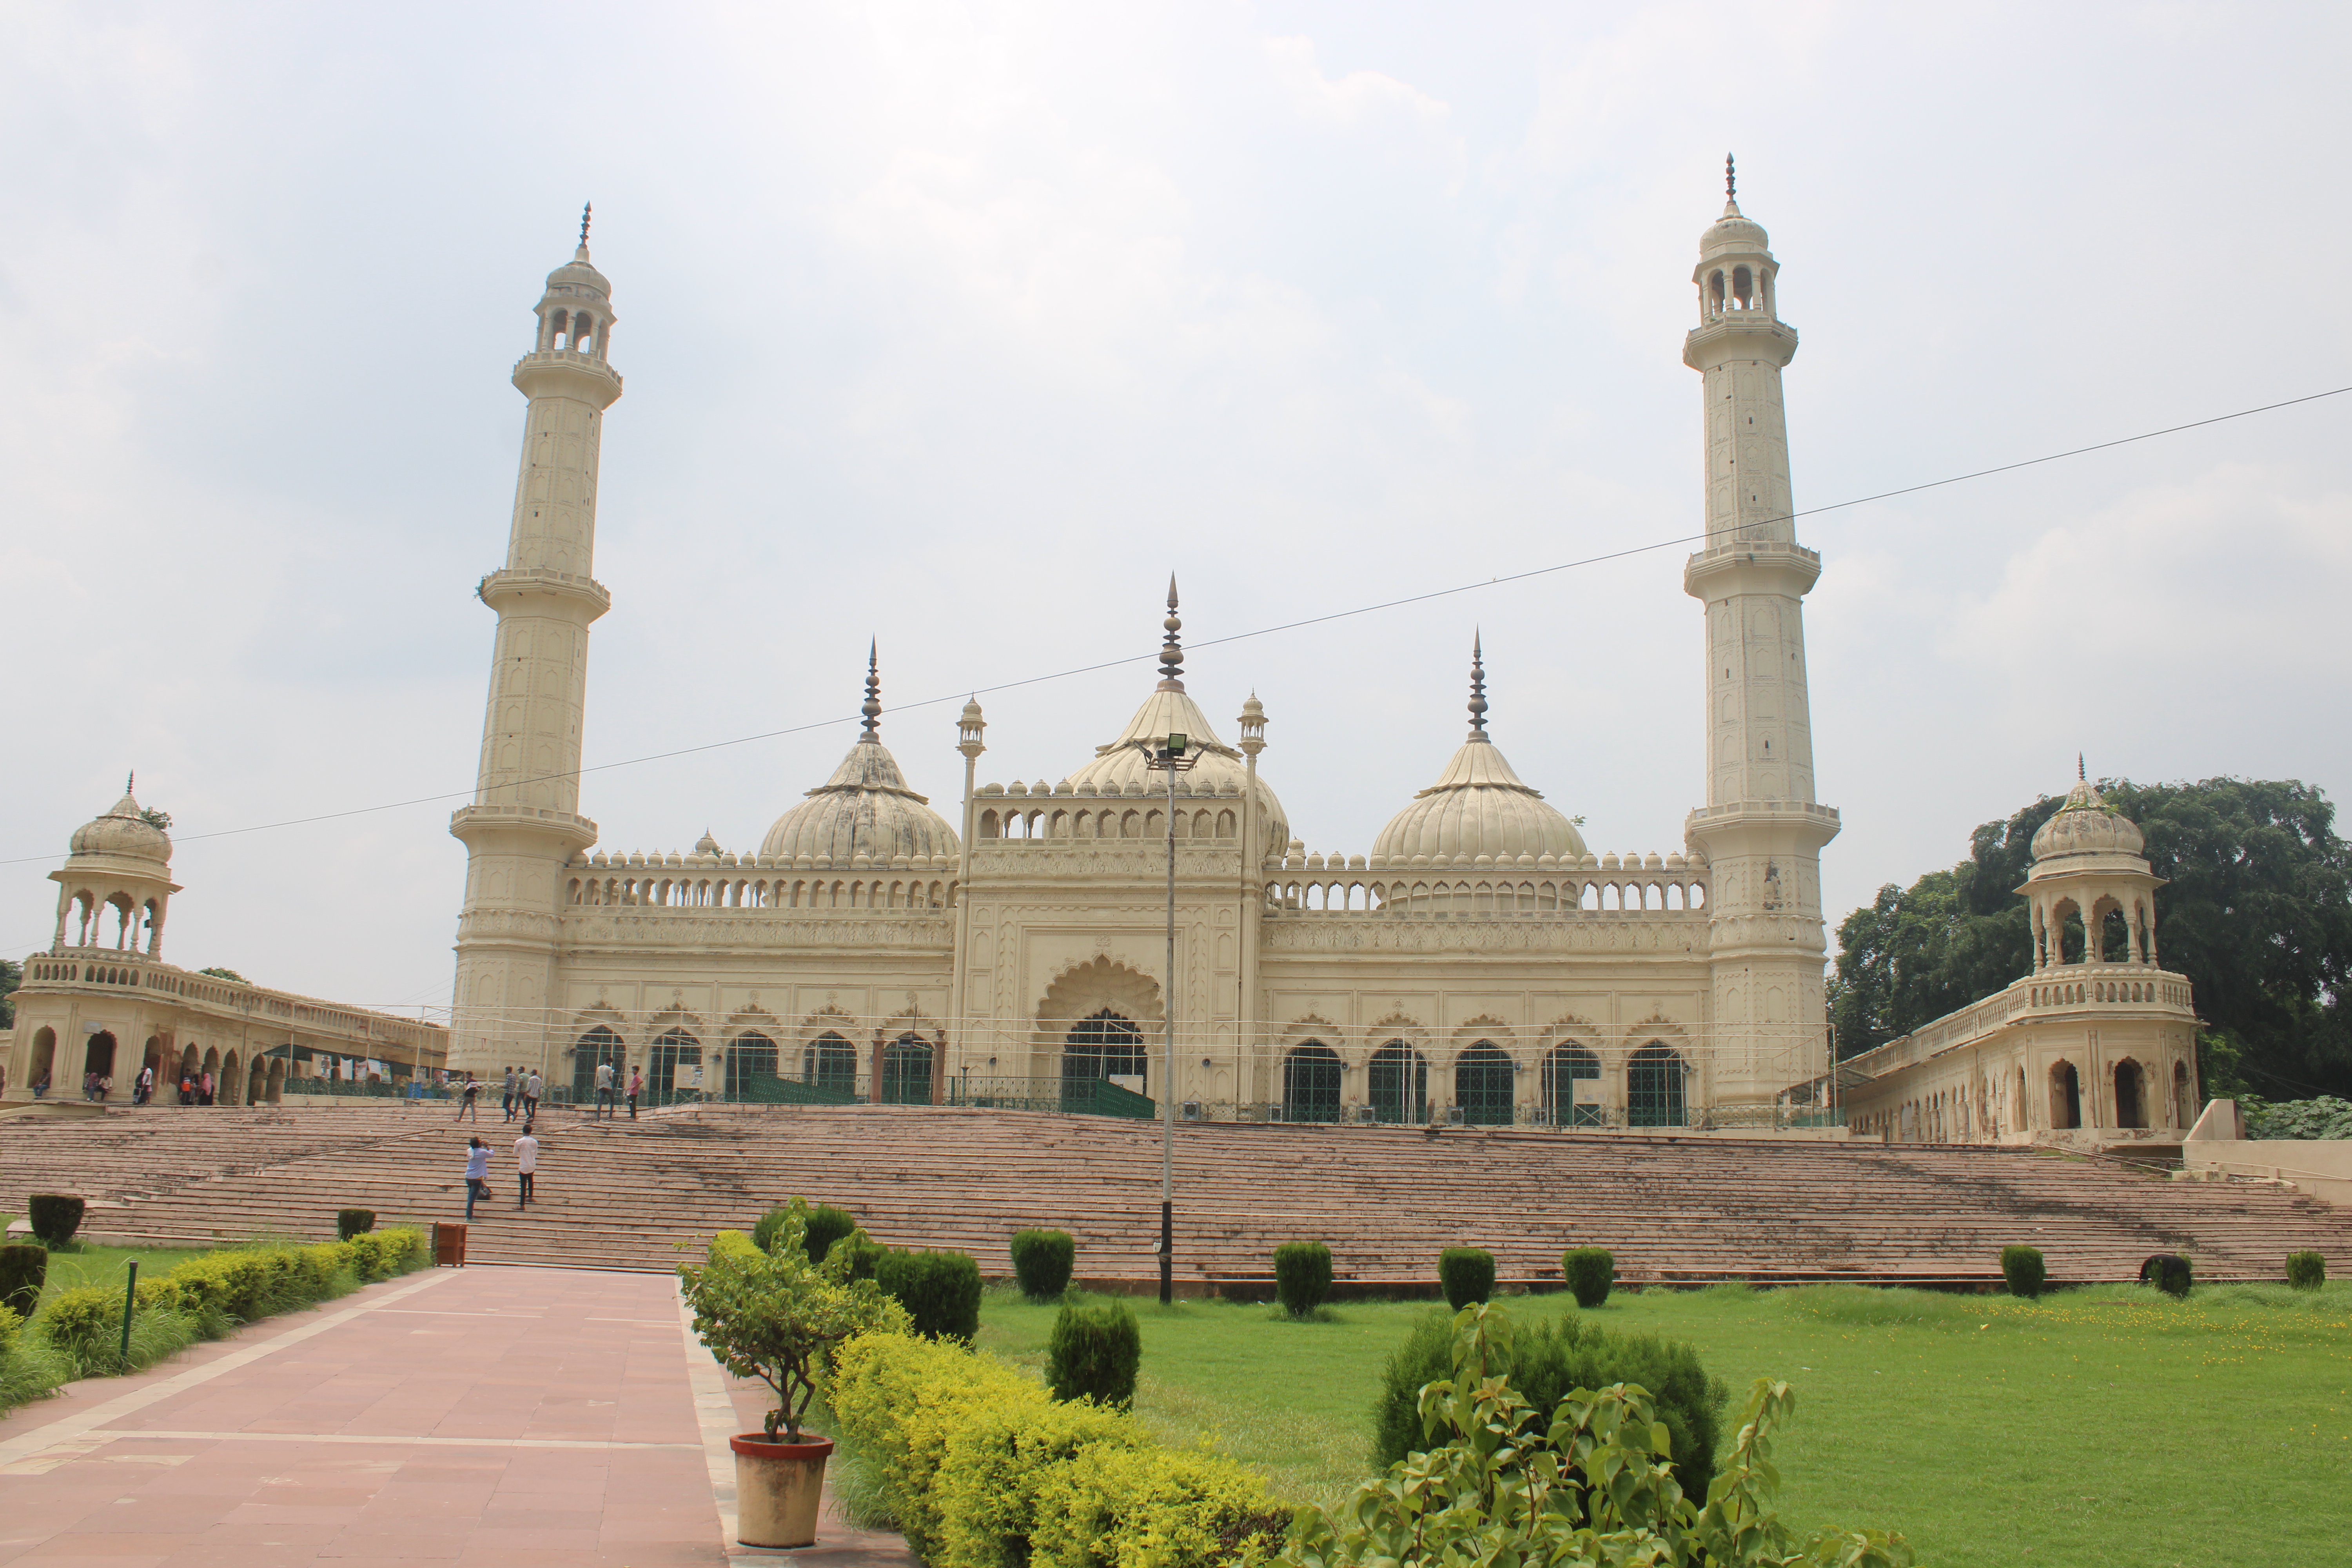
(678, 1197, 906, 1549)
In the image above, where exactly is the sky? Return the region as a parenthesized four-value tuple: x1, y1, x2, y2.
(4, 1, 2348, 1021)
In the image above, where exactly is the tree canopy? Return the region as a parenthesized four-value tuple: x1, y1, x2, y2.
(1829, 778, 2352, 1099)
(196, 966, 249, 984)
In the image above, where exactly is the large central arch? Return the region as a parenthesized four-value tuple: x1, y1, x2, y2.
(1036, 956, 1163, 1092)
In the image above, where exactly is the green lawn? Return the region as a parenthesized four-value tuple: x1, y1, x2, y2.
(1, 1218, 213, 1313)
(971, 1281, 2352, 1568)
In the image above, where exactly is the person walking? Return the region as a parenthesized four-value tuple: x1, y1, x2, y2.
(463, 1135, 490, 1221)
(627, 1065, 642, 1120)
(514, 1123, 539, 1209)
(522, 1069, 543, 1121)
(593, 1059, 615, 1120)
(456, 1073, 481, 1122)
(501, 1066, 518, 1122)
(199, 1069, 214, 1106)
(138, 1063, 155, 1105)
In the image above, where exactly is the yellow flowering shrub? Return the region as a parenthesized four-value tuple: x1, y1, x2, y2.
(935, 1394, 1141, 1568)
(1029, 1441, 1286, 1568)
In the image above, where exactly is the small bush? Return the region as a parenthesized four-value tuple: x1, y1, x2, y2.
(39, 1285, 124, 1359)
(1274, 1240, 1333, 1319)
(1438, 1247, 1495, 1310)
(1563, 1246, 1614, 1308)
(2001, 1245, 2046, 1298)
(27, 1195, 84, 1247)
(934, 1392, 1140, 1568)
(2287, 1250, 2327, 1291)
(2140, 1253, 2192, 1298)
(0, 1245, 47, 1321)
(1046, 1299, 1141, 1407)
(1030, 1442, 1286, 1568)
(1011, 1227, 1075, 1302)
(336, 1209, 376, 1241)
(751, 1205, 793, 1253)
(877, 1249, 983, 1341)
(805, 1204, 859, 1263)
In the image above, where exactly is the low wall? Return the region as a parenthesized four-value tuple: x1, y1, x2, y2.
(2180, 1139, 2352, 1207)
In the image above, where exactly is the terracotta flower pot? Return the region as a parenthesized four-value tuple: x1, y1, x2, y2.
(730, 1432, 833, 1548)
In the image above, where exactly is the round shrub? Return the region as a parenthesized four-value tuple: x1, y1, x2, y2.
(878, 1249, 984, 1341)
(2139, 1253, 2192, 1298)
(1045, 1300, 1141, 1407)
(1438, 1247, 1495, 1310)
(336, 1209, 376, 1241)
(1011, 1228, 1075, 1302)
(751, 1201, 858, 1261)
(1273, 1241, 1332, 1320)
(28, 1194, 84, 1248)
(2001, 1244, 2046, 1299)
(751, 1205, 793, 1253)
(2287, 1250, 2326, 1291)
(1372, 1306, 1726, 1501)
(0, 1244, 48, 1322)
(1563, 1247, 1614, 1308)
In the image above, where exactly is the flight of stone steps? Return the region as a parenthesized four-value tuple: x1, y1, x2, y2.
(4, 1102, 2347, 1288)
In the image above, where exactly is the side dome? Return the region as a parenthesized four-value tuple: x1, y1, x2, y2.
(2029, 775, 2146, 864)
(760, 649, 958, 863)
(69, 782, 171, 866)
(1372, 637, 1586, 863)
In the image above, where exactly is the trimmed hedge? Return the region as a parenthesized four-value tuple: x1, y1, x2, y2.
(1372, 1305, 1728, 1503)
(1274, 1240, 1332, 1319)
(1011, 1228, 1075, 1302)
(877, 1248, 984, 1341)
(0, 1245, 46, 1321)
(1439, 1247, 1495, 1310)
(2001, 1245, 2045, 1299)
(28, 1195, 83, 1247)
(831, 1330, 1283, 1568)
(2287, 1250, 2326, 1291)
(1563, 1246, 1614, 1308)
(2140, 1253, 2192, 1298)
(753, 1201, 860, 1262)
(337, 1209, 376, 1241)
(1045, 1299, 1140, 1407)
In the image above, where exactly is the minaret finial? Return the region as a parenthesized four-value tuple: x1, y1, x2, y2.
(1726, 152, 1736, 203)
(126, 770, 134, 795)
(1466, 630, 1489, 737)
(579, 201, 592, 251)
(1158, 576, 1185, 689)
(2078, 752, 2086, 782)
(861, 640, 882, 737)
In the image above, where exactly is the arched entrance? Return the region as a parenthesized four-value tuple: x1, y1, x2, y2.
(264, 1058, 285, 1105)
(2049, 1061, 2081, 1129)
(572, 1024, 624, 1099)
(2113, 1059, 2145, 1128)
(648, 1028, 701, 1102)
(247, 1058, 267, 1105)
(1281, 1042, 1342, 1122)
(221, 1050, 241, 1106)
(1063, 1009, 1147, 1090)
(29, 1027, 56, 1094)
(1454, 1041, 1515, 1126)
(1626, 1042, 1686, 1129)
(881, 1034, 933, 1105)
(1368, 1040, 1427, 1125)
(727, 1032, 779, 1098)
(1542, 1044, 1602, 1127)
(803, 1032, 857, 1093)
(1038, 956, 1162, 1087)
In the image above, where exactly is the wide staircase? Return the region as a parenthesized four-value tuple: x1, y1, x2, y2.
(5, 1102, 2348, 1288)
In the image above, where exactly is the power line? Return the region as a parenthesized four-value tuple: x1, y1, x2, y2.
(3, 382, 2343, 870)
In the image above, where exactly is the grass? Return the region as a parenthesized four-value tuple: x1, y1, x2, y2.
(968, 1279, 2352, 1568)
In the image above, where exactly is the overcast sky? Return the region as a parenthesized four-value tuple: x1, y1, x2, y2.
(5, 2, 2347, 1019)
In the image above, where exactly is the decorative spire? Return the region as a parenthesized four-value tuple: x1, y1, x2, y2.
(1158, 575, 1185, 689)
(2078, 752, 2087, 782)
(126, 771, 135, 796)
(577, 201, 592, 256)
(860, 640, 882, 738)
(1466, 630, 1490, 738)
(1722, 152, 1742, 218)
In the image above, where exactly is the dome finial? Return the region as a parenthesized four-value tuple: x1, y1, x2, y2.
(861, 639, 883, 738)
(577, 201, 592, 257)
(125, 770, 134, 796)
(1158, 575, 1185, 690)
(1466, 630, 1489, 738)
(1722, 152, 1742, 217)
(2078, 751, 2086, 783)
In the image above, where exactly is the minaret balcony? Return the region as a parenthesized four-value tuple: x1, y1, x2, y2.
(450, 803, 600, 852)
(1684, 539, 1820, 598)
(478, 566, 612, 618)
(510, 350, 624, 407)
(1682, 315, 1797, 371)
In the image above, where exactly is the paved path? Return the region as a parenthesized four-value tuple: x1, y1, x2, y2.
(0, 1266, 913, 1568)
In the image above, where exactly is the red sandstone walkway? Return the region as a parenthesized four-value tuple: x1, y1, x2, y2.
(0, 1266, 911, 1568)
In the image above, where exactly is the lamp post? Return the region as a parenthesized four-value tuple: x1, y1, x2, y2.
(948, 699, 986, 1104)
(1134, 730, 1198, 1305)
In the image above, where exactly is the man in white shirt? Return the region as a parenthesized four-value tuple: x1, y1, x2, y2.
(593, 1059, 615, 1120)
(523, 1070, 543, 1120)
(514, 1126, 539, 1209)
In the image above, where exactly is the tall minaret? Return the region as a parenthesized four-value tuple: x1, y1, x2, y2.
(447, 207, 621, 1078)
(1681, 158, 1840, 1108)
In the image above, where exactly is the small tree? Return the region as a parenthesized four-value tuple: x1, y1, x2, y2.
(1012, 1228, 1076, 1301)
(1045, 1299, 1141, 1406)
(2000, 1245, 2045, 1299)
(1438, 1247, 1495, 1310)
(1563, 1246, 1614, 1308)
(678, 1197, 908, 1443)
(1274, 1241, 1332, 1319)
(2287, 1250, 2326, 1290)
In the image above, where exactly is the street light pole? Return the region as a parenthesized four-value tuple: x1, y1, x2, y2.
(1136, 731, 1198, 1306)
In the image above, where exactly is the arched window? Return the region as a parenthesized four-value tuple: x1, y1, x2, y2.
(728, 1031, 779, 1098)
(1282, 1042, 1343, 1123)
(804, 1032, 857, 1094)
(882, 1034, 933, 1105)
(649, 1027, 701, 1102)
(1369, 1040, 1428, 1125)
(1063, 1010, 1146, 1087)
(1542, 1044, 1602, 1127)
(2049, 1060, 2081, 1130)
(84, 1030, 118, 1080)
(2112, 1059, 2145, 1129)
(1626, 1042, 1686, 1128)
(29, 1026, 56, 1090)
(571, 1024, 624, 1098)
(1454, 1041, 1514, 1126)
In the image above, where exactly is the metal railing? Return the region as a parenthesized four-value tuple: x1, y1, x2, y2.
(947, 1076, 1157, 1119)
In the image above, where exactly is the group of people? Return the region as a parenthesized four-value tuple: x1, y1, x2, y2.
(443, 1062, 644, 1122)
(590, 1059, 641, 1120)
(461, 1125, 542, 1220)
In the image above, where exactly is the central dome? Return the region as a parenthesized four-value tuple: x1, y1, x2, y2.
(759, 651, 958, 862)
(1371, 638, 1586, 864)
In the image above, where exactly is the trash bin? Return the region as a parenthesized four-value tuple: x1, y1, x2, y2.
(434, 1221, 467, 1267)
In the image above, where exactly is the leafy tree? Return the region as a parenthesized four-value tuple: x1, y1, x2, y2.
(197, 966, 249, 984)
(1832, 778, 2352, 1099)
(0, 956, 18, 1029)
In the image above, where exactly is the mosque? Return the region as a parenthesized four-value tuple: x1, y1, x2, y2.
(3, 167, 2202, 1143)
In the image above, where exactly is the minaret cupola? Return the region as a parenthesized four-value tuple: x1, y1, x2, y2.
(1695, 154, 1780, 321)
(532, 203, 617, 358)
